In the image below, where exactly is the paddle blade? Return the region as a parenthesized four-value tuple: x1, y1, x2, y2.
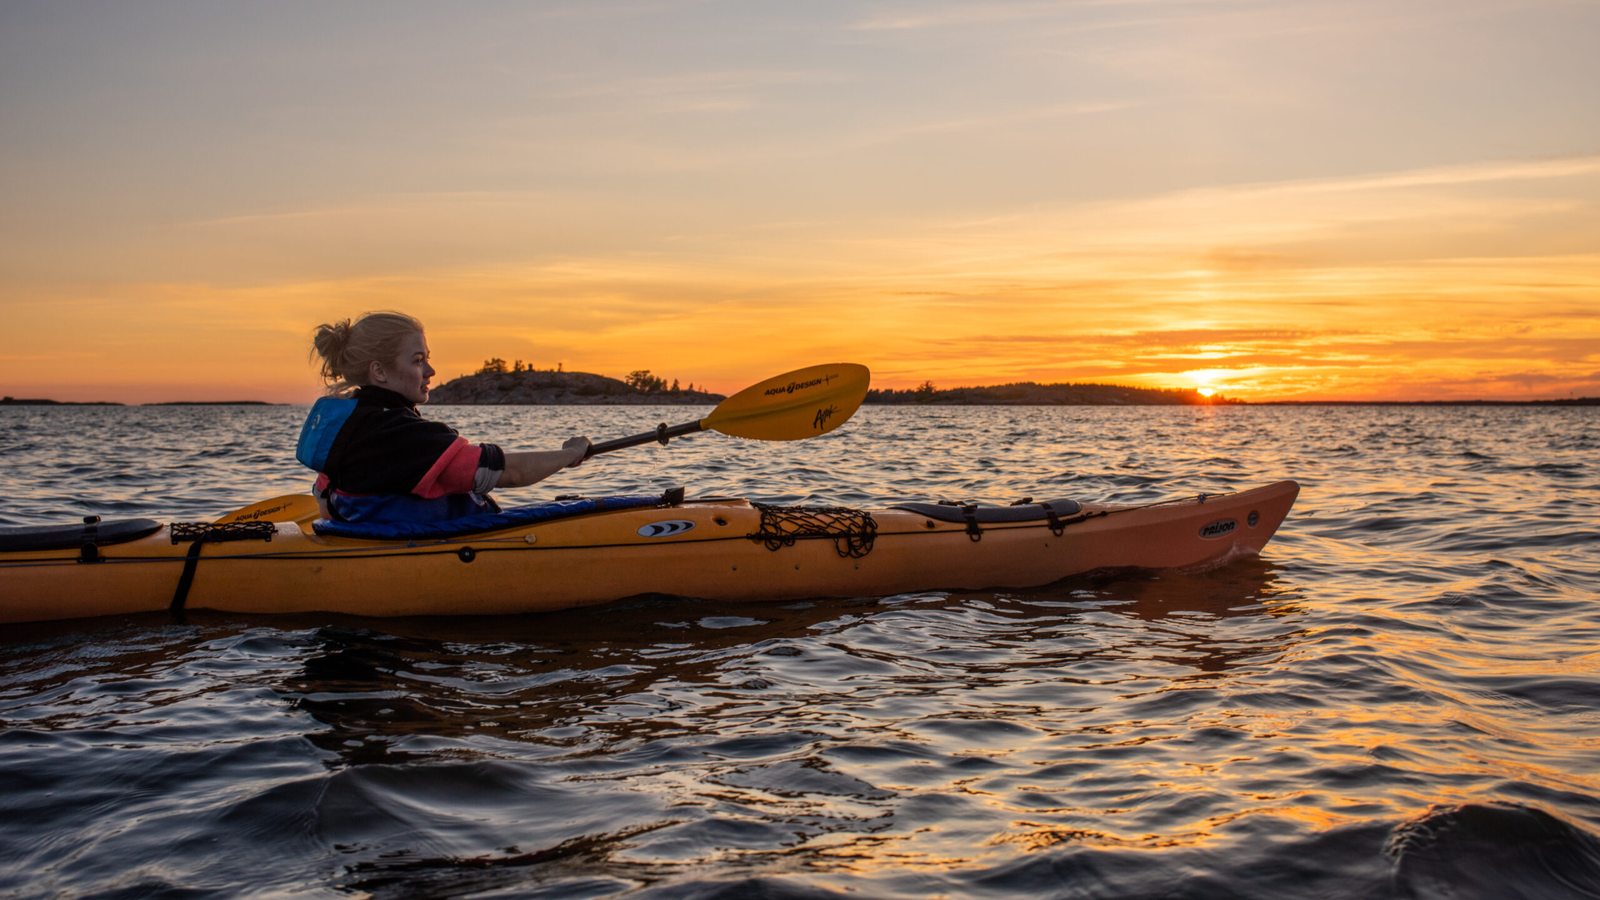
(213, 494, 320, 525)
(703, 363, 870, 441)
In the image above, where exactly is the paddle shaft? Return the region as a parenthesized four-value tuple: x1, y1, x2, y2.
(584, 420, 705, 458)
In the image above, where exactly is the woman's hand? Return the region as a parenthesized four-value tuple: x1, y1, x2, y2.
(562, 436, 592, 468)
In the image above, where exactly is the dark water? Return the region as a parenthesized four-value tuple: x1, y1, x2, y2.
(2, 404, 1598, 899)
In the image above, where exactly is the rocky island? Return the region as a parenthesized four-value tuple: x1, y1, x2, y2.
(426, 365, 724, 405)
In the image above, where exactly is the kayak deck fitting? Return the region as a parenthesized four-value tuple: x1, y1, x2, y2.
(0, 481, 1300, 624)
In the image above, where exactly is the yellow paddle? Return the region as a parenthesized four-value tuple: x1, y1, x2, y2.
(584, 362, 871, 457)
(212, 493, 321, 526)
(211, 363, 871, 523)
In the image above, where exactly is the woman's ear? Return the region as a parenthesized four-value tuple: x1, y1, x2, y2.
(368, 358, 387, 386)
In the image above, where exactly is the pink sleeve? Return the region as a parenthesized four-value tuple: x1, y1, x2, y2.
(411, 437, 482, 498)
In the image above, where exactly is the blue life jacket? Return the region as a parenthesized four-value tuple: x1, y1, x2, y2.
(295, 397, 358, 471)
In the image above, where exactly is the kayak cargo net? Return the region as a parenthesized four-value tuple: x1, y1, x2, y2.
(169, 521, 276, 544)
(748, 503, 878, 558)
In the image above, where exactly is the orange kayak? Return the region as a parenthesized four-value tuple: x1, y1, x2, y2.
(0, 481, 1298, 624)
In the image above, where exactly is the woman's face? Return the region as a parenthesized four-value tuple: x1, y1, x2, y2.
(369, 331, 435, 404)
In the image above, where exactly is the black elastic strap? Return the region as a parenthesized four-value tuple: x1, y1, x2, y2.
(960, 504, 982, 542)
(170, 541, 206, 616)
(1041, 502, 1065, 536)
(79, 515, 103, 563)
(1059, 510, 1107, 529)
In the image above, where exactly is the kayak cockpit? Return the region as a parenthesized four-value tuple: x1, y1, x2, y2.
(309, 493, 671, 541)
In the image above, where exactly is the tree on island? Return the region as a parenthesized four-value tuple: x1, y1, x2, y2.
(625, 370, 669, 392)
(462, 358, 706, 395)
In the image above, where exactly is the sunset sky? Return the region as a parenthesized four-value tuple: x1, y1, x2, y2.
(2, 0, 1597, 403)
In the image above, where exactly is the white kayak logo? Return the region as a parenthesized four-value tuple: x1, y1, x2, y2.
(1198, 519, 1238, 539)
(638, 520, 696, 538)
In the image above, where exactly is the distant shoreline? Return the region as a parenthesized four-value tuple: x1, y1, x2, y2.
(861, 382, 1599, 407)
(1255, 398, 1599, 406)
(5, 382, 1596, 408)
(0, 398, 277, 406)
(2, 398, 124, 406)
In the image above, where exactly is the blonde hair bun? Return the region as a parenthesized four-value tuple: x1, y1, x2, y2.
(310, 311, 424, 395)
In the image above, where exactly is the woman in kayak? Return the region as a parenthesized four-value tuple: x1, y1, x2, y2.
(301, 311, 591, 523)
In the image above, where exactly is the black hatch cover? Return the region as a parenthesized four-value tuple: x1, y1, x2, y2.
(0, 518, 163, 553)
(889, 499, 1082, 524)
